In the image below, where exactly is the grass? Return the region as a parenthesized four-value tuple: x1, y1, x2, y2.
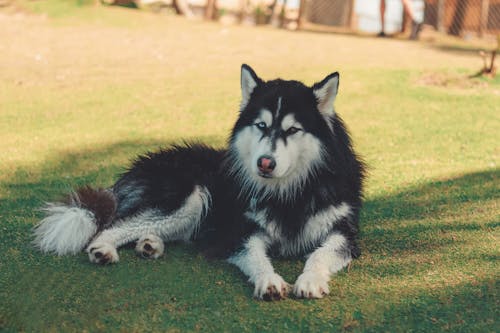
(1, 1, 499, 332)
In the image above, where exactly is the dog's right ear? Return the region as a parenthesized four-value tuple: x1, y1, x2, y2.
(240, 64, 262, 111)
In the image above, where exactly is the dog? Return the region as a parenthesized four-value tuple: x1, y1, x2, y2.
(34, 64, 365, 300)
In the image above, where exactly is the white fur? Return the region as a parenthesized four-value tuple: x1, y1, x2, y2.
(294, 233, 351, 299)
(275, 96, 283, 118)
(279, 203, 352, 256)
(227, 232, 273, 284)
(293, 271, 330, 298)
(33, 204, 97, 255)
(253, 272, 290, 299)
(230, 122, 324, 201)
(88, 241, 119, 264)
(296, 202, 351, 248)
(197, 185, 212, 222)
(136, 234, 165, 259)
(227, 232, 290, 299)
(240, 67, 259, 110)
(244, 209, 280, 238)
(313, 75, 339, 117)
(280, 114, 302, 131)
(86, 186, 211, 264)
(245, 202, 351, 257)
(257, 109, 273, 127)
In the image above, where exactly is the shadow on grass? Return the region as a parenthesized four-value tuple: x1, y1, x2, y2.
(425, 43, 493, 55)
(362, 169, 498, 244)
(0, 139, 498, 331)
(368, 277, 498, 332)
(1, 138, 498, 247)
(357, 168, 498, 278)
(2, 138, 498, 272)
(1, 136, 224, 217)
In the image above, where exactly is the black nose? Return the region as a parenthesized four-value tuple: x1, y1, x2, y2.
(257, 155, 276, 174)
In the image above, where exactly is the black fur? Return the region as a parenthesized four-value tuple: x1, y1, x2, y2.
(113, 144, 225, 219)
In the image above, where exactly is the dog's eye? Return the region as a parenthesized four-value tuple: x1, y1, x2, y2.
(285, 127, 301, 135)
(255, 122, 267, 130)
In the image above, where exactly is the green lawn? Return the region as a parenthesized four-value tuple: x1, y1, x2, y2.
(0, 2, 499, 332)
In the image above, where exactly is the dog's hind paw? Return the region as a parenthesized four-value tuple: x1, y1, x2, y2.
(293, 271, 330, 299)
(135, 234, 164, 259)
(87, 242, 119, 264)
(253, 273, 290, 301)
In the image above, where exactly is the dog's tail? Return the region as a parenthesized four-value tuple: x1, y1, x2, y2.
(33, 187, 117, 255)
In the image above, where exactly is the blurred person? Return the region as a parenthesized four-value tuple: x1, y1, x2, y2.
(378, 0, 423, 39)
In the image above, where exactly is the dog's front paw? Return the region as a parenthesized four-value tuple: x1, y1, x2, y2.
(87, 242, 119, 264)
(135, 234, 164, 259)
(254, 273, 290, 301)
(293, 271, 330, 299)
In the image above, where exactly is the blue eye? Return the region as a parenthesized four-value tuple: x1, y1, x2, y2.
(255, 122, 267, 130)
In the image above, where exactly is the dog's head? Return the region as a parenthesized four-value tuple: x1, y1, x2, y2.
(229, 64, 340, 197)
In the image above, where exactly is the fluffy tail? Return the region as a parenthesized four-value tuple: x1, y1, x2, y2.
(33, 187, 117, 255)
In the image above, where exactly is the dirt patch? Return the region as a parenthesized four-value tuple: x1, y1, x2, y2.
(416, 72, 490, 90)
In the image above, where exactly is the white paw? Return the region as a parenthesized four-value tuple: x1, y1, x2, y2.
(87, 242, 119, 264)
(135, 234, 164, 259)
(293, 271, 330, 299)
(253, 273, 290, 301)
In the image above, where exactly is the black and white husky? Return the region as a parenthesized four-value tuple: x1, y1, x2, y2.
(34, 65, 365, 300)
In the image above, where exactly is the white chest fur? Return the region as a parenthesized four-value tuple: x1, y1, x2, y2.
(244, 202, 352, 256)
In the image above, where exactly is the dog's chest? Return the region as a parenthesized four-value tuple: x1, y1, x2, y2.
(245, 200, 352, 256)
(243, 211, 322, 257)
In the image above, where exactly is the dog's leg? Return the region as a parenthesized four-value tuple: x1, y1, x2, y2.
(228, 232, 290, 301)
(293, 233, 351, 299)
(135, 234, 164, 259)
(86, 214, 155, 265)
(87, 185, 210, 264)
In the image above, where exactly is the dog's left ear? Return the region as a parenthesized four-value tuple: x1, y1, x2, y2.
(240, 64, 262, 111)
(312, 72, 339, 117)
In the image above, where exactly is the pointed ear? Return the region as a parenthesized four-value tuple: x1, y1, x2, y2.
(240, 64, 261, 111)
(312, 72, 339, 117)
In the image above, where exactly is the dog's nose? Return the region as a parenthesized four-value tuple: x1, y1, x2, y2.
(257, 155, 276, 174)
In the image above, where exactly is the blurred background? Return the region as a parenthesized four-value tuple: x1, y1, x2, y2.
(62, 0, 500, 44)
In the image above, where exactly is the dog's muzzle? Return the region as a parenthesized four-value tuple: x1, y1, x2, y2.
(257, 155, 276, 177)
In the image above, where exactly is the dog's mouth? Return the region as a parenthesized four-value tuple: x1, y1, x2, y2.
(257, 166, 292, 180)
(258, 172, 274, 179)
